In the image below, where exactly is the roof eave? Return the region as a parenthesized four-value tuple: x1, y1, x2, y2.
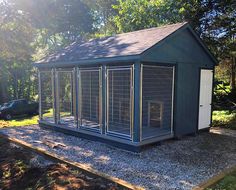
(33, 55, 141, 68)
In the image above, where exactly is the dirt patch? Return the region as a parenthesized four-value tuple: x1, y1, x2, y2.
(0, 138, 126, 190)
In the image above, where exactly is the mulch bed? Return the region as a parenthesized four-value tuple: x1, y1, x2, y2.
(0, 138, 126, 190)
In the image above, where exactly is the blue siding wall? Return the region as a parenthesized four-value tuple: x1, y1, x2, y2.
(141, 27, 215, 137)
(141, 28, 215, 67)
(174, 64, 200, 136)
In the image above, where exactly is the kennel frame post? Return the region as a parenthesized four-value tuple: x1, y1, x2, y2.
(101, 65, 106, 134)
(52, 68, 57, 124)
(133, 61, 141, 142)
(38, 70, 42, 120)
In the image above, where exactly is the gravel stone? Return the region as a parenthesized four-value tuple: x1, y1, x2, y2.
(1, 125, 236, 190)
(29, 154, 54, 168)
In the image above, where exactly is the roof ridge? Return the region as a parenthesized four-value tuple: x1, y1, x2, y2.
(86, 22, 188, 42)
(113, 22, 188, 37)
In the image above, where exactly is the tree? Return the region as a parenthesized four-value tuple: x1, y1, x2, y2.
(0, 0, 34, 61)
(83, 0, 118, 36)
(11, 0, 94, 59)
(0, 0, 95, 103)
(112, 0, 184, 33)
(0, 0, 36, 103)
(111, 0, 236, 90)
(206, 0, 236, 90)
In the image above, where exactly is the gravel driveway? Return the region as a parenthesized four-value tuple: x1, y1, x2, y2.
(1, 125, 236, 190)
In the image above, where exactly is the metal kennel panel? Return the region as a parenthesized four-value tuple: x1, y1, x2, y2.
(39, 70, 55, 123)
(106, 66, 133, 139)
(56, 69, 75, 127)
(141, 65, 174, 140)
(79, 68, 101, 132)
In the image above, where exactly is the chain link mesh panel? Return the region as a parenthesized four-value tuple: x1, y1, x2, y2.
(141, 65, 174, 139)
(40, 70, 54, 123)
(107, 67, 133, 138)
(57, 70, 75, 127)
(79, 69, 101, 131)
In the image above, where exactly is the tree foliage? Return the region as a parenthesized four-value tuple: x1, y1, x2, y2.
(0, 0, 34, 61)
(0, 0, 235, 103)
(0, 0, 94, 103)
(112, 0, 183, 33)
(112, 0, 236, 89)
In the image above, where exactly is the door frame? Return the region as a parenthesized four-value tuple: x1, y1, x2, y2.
(105, 65, 134, 140)
(197, 67, 214, 131)
(78, 67, 102, 133)
(55, 69, 74, 124)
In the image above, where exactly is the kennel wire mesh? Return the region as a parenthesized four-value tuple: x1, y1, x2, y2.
(39, 70, 54, 123)
(141, 65, 174, 140)
(56, 70, 75, 127)
(106, 66, 133, 138)
(79, 68, 101, 131)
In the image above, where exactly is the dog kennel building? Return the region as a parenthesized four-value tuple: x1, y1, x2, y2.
(34, 22, 217, 151)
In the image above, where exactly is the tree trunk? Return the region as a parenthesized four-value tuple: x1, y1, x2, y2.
(230, 56, 236, 91)
(0, 63, 8, 103)
(0, 81, 8, 103)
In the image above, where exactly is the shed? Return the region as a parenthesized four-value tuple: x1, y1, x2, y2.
(34, 22, 217, 151)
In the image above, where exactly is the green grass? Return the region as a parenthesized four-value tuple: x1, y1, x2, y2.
(212, 110, 236, 130)
(206, 170, 236, 190)
(0, 115, 39, 128)
(0, 109, 55, 128)
(0, 109, 70, 128)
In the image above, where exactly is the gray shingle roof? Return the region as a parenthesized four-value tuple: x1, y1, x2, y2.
(37, 22, 187, 64)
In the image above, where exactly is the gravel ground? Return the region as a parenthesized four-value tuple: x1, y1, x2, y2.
(1, 125, 236, 190)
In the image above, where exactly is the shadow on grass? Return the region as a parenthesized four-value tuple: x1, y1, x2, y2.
(10, 114, 39, 121)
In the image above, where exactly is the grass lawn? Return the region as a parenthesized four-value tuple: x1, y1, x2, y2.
(212, 110, 236, 130)
(0, 115, 38, 128)
(0, 109, 55, 128)
(206, 170, 236, 190)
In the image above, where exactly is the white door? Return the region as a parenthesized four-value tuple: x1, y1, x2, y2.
(198, 69, 213, 130)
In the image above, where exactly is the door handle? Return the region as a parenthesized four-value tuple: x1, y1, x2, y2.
(200, 105, 203, 107)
